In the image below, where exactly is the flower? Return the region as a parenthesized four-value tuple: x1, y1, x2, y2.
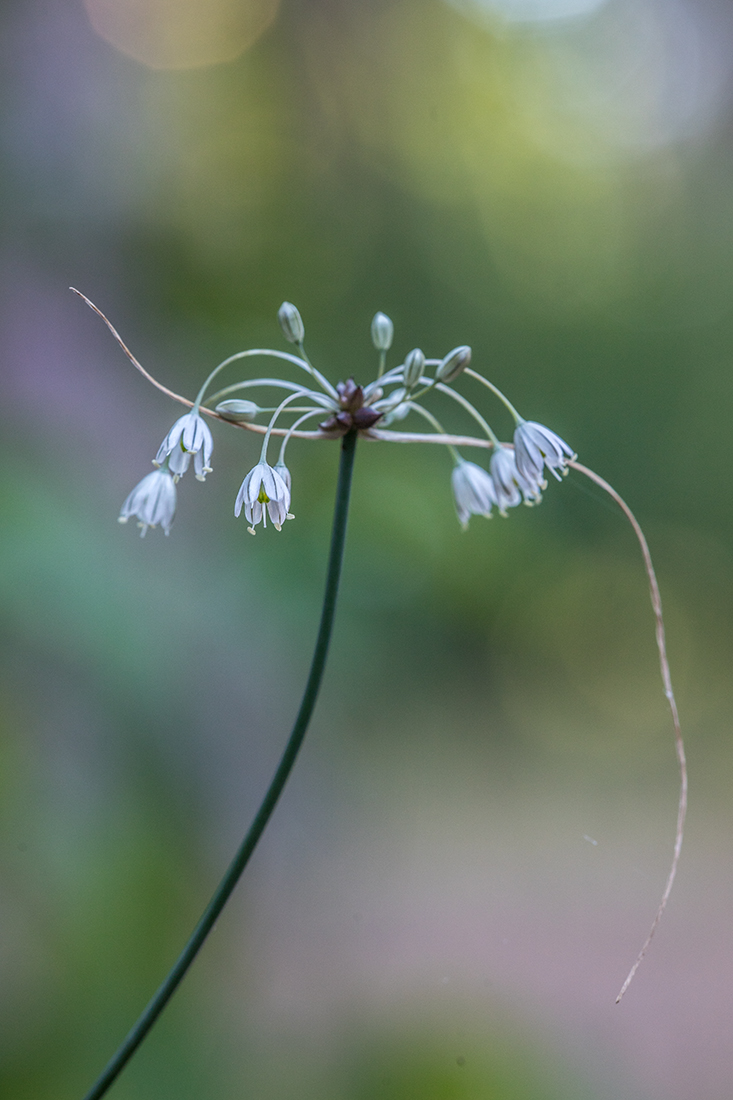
(490, 445, 542, 515)
(513, 420, 575, 482)
(155, 410, 213, 482)
(451, 460, 497, 529)
(119, 468, 176, 536)
(235, 461, 292, 535)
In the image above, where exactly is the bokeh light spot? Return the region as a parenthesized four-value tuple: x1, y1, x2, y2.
(83, 0, 281, 70)
(448, 0, 609, 26)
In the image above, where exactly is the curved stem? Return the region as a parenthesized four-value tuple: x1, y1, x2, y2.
(81, 431, 359, 1100)
(463, 367, 524, 424)
(434, 383, 501, 448)
(568, 460, 688, 1004)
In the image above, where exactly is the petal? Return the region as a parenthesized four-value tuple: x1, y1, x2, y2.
(156, 416, 187, 462)
(168, 444, 191, 477)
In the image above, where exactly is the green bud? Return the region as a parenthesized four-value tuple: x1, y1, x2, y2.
(436, 345, 471, 384)
(403, 348, 425, 389)
(215, 399, 259, 422)
(278, 301, 305, 344)
(371, 311, 394, 351)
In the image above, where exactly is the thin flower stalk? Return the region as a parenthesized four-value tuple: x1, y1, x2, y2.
(569, 460, 687, 1005)
(207, 377, 335, 410)
(434, 382, 502, 448)
(80, 432, 358, 1100)
(464, 366, 524, 424)
(194, 347, 338, 404)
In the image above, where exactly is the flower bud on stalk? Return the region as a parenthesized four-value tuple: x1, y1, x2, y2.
(215, 399, 259, 422)
(371, 311, 394, 351)
(403, 348, 425, 389)
(436, 345, 471, 384)
(278, 301, 305, 344)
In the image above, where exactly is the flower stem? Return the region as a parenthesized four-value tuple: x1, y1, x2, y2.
(568, 460, 687, 1003)
(80, 430, 359, 1100)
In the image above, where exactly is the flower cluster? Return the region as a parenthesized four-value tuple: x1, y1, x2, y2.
(117, 301, 575, 537)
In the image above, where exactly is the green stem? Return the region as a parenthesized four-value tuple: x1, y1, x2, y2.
(81, 430, 359, 1100)
(463, 367, 523, 424)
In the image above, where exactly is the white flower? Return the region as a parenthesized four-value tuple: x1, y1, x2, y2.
(155, 409, 213, 482)
(274, 461, 292, 494)
(513, 420, 575, 482)
(490, 445, 542, 515)
(235, 461, 293, 535)
(451, 460, 497, 529)
(119, 468, 176, 537)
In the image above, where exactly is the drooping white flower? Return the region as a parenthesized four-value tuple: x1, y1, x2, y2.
(451, 460, 497, 529)
(119, 468, 176, 537)
(155, 409, 213, 482)
(235, 461, 292, 535)
(513, 420, 575, 482)
(490, 445, 543, 515)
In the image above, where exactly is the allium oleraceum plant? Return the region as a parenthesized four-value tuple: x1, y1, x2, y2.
(72, 289, 687, 1100)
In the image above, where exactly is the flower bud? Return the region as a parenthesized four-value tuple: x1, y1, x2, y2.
(215, 399, 259, 422)
(435, 345, 471, 384)
(371, 311, 394, 351)
(278, 301, 305, 344)
(402, 348, 425, 389)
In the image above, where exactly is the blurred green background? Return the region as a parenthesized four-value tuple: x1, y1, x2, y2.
(2, 0, 733, 1097)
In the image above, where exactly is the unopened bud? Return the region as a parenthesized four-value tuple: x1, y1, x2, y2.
(371, 311, 393, 351)
(278, 301, 305, 344)
(215, 399, 259, 422)
(403, 348, 425, 389)
(436, 345, 471, 384)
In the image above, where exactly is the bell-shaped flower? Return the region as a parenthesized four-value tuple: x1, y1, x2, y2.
(155, 409, 213, 482)
(235, 460, 292, 535)
(513, 420, 575, 482)
(119, 468, 176, 537)
(451, 460, 497, 530)
(490, 445, 543, 516)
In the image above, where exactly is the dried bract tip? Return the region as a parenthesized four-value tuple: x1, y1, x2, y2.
(436, 345, 471, 384)
(403, 348, 425, 389)
(215, 399, 259, 423)
(278, 301, 305, 344)
(371, 312, 394, 351)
